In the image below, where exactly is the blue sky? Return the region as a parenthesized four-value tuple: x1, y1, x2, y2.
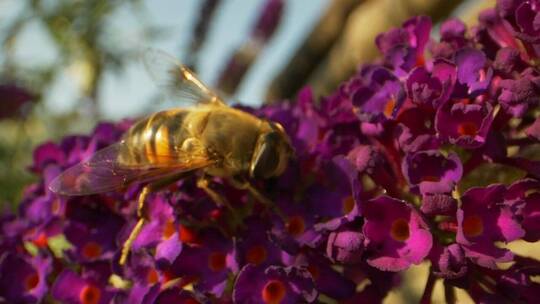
(0, 0, 328, 119)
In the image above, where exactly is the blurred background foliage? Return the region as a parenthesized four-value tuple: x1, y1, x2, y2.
(0, 0, 496, 210)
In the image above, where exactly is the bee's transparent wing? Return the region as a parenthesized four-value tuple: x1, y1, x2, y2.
(142, 48, 226, 107)
(49, 142, 215, 196)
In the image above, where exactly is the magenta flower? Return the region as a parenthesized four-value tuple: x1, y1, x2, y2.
(456, 184, 525, 269)
(130, 194, 183, 266)
(376, 16, 431, 76)
(51, 269, 114, 304)
(435, 100, 495, 148)
(454, 48, 493, 97)
(363, 196, 432, 271)
(168, 229, 234, 297)
(233, 265, 317, 304)
(402, 150, 463, 195)
(351, 66, 404, 122)
(430, 243, 467, 279)
(64, 200, 125, 263)
(0, 254, 51, 303)
(505, 179, 540, 242)
(234, 217, 283, 268)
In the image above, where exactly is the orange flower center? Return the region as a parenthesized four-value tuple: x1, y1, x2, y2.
(422, 175, 440, 182)
(162, 220, 176, 239)
(82, 241, 102, 259)
(307, 264, 320, 280)
(384, 99, 396, 118)
(79, 284, 101, 304)
(261, 280, 286, 304)
(457, 122, 478, 136)
(390, 218, 410, 242)
(246, 245, 268, 265)
(51, 199, 61, 214)
(162, 270, 176, 283)
(179, 225, 198, 244)
(462, 215, 484, 237)
(208, 252, 227, 272)
(146, 269, 159, 284)
(342, 195, 355, 214)
(33, 232, 48, 248)
(24, 272, 39, 291)
(416, 54, 425, 67)
(286, 216, 305, 237)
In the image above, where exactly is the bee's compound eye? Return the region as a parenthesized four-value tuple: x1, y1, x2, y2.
(250, 133, 280, 179)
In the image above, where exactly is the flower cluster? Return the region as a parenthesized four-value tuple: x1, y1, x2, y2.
(3, 1, 540, 303)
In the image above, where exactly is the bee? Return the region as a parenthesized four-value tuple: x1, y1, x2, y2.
(49, 49, 294, 265)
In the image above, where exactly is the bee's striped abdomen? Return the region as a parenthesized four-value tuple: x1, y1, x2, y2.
(120, 110, 189, 166)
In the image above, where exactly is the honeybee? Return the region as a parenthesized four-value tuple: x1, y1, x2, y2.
(49, 49, 294, 265)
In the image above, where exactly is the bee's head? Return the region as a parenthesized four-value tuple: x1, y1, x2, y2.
(250, 121, 294, 179)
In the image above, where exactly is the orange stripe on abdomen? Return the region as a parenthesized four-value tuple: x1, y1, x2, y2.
(121, 110, 187, 166)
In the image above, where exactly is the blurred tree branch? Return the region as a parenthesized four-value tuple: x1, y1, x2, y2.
(265, 0, 361, 102)
(266, 0, 465, 102)
(186, 0, 221, 71)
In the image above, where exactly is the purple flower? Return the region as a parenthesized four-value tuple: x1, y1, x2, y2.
(351, 66, 404, 122)
(526, 116, 540, 140)
(234, 217, 283, 268)
(421, 193, 458, 217)
(505, 179, 540, 242)
(51, 269, 114, 304)
(30, 141, 65, 174)
(376, 16, 432, 76)
(402, 150, 463, 195)
(453, 48, 493, 97)
(363, 196, 432, 271)
(493, 47, 527, 76)
(269, 202, 321, 254)
(405, 59, 457, 108)
(130, 194, 182, 266)
(430, 18, 470, 58)
(0, 254, 51, 303)
(169, 229, 234, 297)
(233, 265, 317, 304)
(435, 100, 495, 148)
(290, 253, 356, 300)
(456, 185, 525, 269)
(498, 69, 540, 117)
(514, 1, 540, 43)
(394, 108, 439, 153)
(141, 286, 203, 304)
(326, 228, 364, 265)
(430, 243, 467, 279)
(64, 200, 125, 262)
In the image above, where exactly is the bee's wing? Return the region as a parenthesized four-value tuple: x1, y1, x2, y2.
(49, 142, 215, 196)
(142, 48, 227, 107)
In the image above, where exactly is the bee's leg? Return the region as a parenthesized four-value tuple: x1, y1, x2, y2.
(229, 175, 272, 206)
(229, 176, 285, 219)
(196, 175, 231, 209)
(197, 175, 248, 234)
(119, 185, 151, 265)
(244, 183, 273, 207)
(119, 173, 189, 265)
